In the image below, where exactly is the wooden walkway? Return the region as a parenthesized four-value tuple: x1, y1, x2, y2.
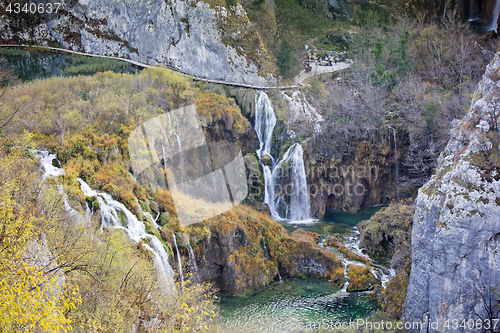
(0, 44, 350, 90)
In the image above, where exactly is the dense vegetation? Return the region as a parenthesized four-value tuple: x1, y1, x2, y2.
(1, 0, 499, 329)
(0, 68, 241, 331)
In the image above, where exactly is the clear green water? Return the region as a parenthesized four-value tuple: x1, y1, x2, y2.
(279, 207, 381, 235)
(219, 279, 379, 332)
(219, 209, 382, 332)
(0, 48, 141, 82)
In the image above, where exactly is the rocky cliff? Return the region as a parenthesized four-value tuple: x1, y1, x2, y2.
(0, 0, 276, 85)
(404, 53, 500, 332)
(165, 206, 344, 294)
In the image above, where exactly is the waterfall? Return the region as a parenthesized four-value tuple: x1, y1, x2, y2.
(319, 229, 396, 292)
(262, 166, 278, 219)
(281, 91, 323, 133)
(392, 128, 399, 201)
(33, 150, 65, 180)
(173, 234, 184, 289)
(344, 227, 370, 260)
(346, 227, 395, 290)
(273, 144, 312, 222)
(77, 178, 176, 293)
(34, 150, 176, 294)
(490, 0, 500, 32)
(254, 91, 279, 219)
(187, 244, 198, 277)
(255, 92, 277, 159)
(161, 144, 167, 167)
(253, 91, 313, 223)
(262, 235, 270, 259)
(85, 202, 92, 223)
(33, 150, 82, 222)
(341, 261, 349, 293)
(371, 267, 396, 289)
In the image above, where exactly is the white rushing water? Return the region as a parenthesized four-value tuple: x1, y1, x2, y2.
(33, 150, 83, 221)
(77, 178, 176, 294)
(187, 243, 198, 277)
(33, 150, 65, 180)
(254, 91, 313, 223)
(489, 0, 500, 32)
(344, 227, 395, 289)
(281, 91, 323, 133)
(392, 128, 399, 200)
(173, 234, 184, 289)
(255, 91, 277, 159)
(273, 143, 312, 222)
(34, 150, 176, 293)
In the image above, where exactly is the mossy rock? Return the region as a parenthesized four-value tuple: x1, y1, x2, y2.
(144, 221, 162, 240)
(139, 200, 152, 215)
(159, 211, 171, 226)
(149, 201, 159, 214)
(346, 265, 379, 292)
(175, 232, 190, 248)
(85, 196, 100, 210)
(117, 209, 128, 228)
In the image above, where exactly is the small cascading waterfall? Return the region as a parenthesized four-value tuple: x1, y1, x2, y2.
(344, 227, 396, 289)
(35, 150, 177, 294)
(281, 91, 323, 133)
(164, 112, 186, 186)
(187, 244, 198, 278)
(262, 235, 270, 259)
(319, 230, 396, 292)
(392, 128, 399, 201)
(77, 178, 176, 294)
(253, 91, 313, 222)
(343, 227, 370, 260)
(173, 234, 184, 289)
(33, 150, 83, 222)
(33, 150, 65, 180)
(341, 261, 350, 293)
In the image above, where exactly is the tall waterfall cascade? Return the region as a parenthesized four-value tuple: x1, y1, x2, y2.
(273, 143, 312, 221)
(254, 91, 313, 223)
(77, 178, 176, 293)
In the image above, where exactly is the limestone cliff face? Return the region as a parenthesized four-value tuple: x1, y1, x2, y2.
(404, 53, 500, 332)
(0, 0, 276, 85)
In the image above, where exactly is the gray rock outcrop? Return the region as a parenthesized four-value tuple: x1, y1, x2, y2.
(0, 0, 276, 85)
(404, 53, 500, 332)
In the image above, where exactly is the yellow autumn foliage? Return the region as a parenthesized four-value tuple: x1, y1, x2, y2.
(0, 134, 80, 332)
